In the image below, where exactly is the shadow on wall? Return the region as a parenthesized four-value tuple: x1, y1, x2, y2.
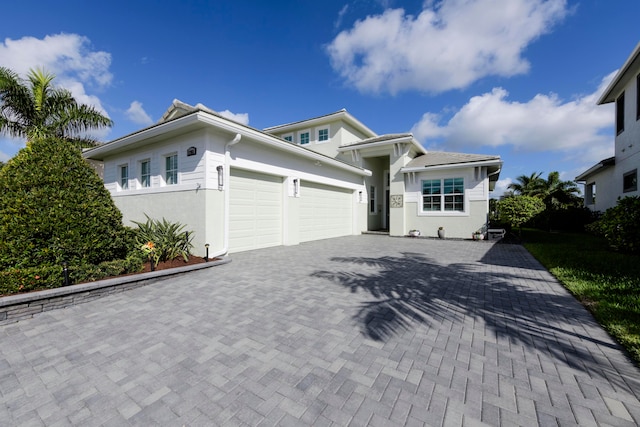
(312, 244, 624, 384)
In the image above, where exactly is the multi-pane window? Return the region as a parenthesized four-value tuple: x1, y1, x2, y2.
(422, 180, 441, 211)
(283, 135, 293, 142)
(300, 132, 310, 145)
(165, 154, 178, 185)
(422, 178, 464, 212)
(120, 165, 129, 190)
(141, 160, 151, 188)
(318, 128, 329, 142)
(616, 92, 625, 135)
(623, 169, 637, 193)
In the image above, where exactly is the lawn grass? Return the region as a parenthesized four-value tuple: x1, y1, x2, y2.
(521, 228, 640, 365)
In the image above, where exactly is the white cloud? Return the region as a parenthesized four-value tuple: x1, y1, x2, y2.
(492, 177, 513, 198)
(326, 0, 569, 94)
(218, 110, 250, 126)
(0, 34, 112, 119)
(126, 101, 154, 126)
(411, 72, 616, 165)
(335, 5, 350, 30)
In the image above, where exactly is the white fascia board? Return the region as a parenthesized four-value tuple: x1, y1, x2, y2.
(598, 41, 640, 105)
(401, 159, 502, 173)
(338, 136, 426, 154)
(86, 111, 371, 177)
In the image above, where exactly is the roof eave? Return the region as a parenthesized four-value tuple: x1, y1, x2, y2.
(265, 110, 377, 138)
(598, 41, 640, 105)
(338, 135, 427, 155)
(400, 159, 502, 173)
(575, 157, 616, 182)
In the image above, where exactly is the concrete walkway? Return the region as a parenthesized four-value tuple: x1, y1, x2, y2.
(1, 235, 639, 426)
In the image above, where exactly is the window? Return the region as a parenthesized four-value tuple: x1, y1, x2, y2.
(369, 185, 376, 214)
(318, 128, 329, 142)
(299, 131, 310, 145)
(623, 169, 637, 193)
(283, 134, 293, 142)
(422, 178, 464, 212)
(616, 92, 625, 135)
(165, 154, 178, 185)
(119, 165, 129, 190)
(140, 160, 151, 188)
(585, 182, 596, 205)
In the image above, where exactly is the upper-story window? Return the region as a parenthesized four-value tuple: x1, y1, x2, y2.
(318, 128, 329, 142)
(422, 178, 464, 212)
(140, 160, 151, 188)
(283, 134, 293, 142)
(299, 131, 310, 145)
(119, 164, 129, 190)
(616, 92, 625, 135)
(165, 154, 178, 185)
(623, 169, 637, 193)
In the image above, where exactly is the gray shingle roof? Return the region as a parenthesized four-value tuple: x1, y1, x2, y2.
(341, 133, 413, 148)
(405, 152, 500, 168)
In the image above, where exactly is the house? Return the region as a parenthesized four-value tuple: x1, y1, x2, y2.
(84, 100, 502, 257)
(576, 42, 640, 211)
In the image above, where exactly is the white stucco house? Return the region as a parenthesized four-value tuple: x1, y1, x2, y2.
(84, 100, 502, 257)
(576, 41, 640, 212)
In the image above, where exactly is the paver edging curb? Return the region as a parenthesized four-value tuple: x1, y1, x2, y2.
(0, 256, 232, 324)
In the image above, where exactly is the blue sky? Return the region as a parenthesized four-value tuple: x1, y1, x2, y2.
(1, 0, 639, 196)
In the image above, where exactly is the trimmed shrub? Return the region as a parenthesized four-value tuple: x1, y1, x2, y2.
(497, 195, 546, 233)
(0, 253, 144, 296)
(587, 196, 640, 254)
(0, 137, 130, 269)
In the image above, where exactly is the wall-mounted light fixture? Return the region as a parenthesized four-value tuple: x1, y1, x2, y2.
(293, 178, 299, 196)
(358, 191, 363, 203)
(187, 146, 197, 156)
(217, 165, 224, 190)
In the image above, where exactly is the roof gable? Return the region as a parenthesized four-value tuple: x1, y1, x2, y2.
(598, 41, 640, 104)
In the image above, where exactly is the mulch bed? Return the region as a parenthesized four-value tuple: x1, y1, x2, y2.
(141, 256, 212, 273)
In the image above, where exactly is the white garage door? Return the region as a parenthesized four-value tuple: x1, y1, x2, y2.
(299, 181, 353, 243)
(229, 169, 283, 252)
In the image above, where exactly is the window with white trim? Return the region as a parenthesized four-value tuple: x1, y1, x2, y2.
(422, 178, 464, 212)
(119, 164, 129, 190)
(283, 134, 293, 142)
(165, 154, 178, 185)
(369, 185, 376, 214)
(318, 128, 329, 142)
(140, 160, 151, 188)
(299, 131, 310, 145)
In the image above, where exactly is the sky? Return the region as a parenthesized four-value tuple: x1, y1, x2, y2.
(1, 0, 639, 196)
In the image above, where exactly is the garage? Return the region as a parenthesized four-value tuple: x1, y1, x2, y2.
(299, 181, 353, 242)
(229, 169, 283, 252)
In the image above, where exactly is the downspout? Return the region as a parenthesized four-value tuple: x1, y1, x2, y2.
(211, 133, 242, 258)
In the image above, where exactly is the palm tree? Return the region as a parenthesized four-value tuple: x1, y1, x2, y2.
(540, 171, 581, 209)
(507, 172, 545, 197)
(0, 67, 112, 148)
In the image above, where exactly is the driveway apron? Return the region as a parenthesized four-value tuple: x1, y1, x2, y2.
(1, 235, 639, 426)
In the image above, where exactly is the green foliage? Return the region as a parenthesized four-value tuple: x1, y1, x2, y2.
(0, 253, 144, 296)
(497, 195, 546, 231)
(0, 66, 112, 148)
(132, 215, 194, 266)
(587, 196, 640, 254)
(522, 229, 640, 364)
(0, 137, 130, 269)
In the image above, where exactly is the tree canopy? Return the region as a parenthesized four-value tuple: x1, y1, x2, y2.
(508, 171, 581, 209)
(0, 67, 112, 148)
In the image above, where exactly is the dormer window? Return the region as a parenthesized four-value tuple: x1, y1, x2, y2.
(299, 131, 310, 145)
(318, 128, 329, 142)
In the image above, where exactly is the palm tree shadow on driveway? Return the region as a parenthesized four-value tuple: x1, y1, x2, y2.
(312, 246, 629, 386)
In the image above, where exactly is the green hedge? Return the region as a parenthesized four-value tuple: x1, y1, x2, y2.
(0, 253, 144, 296)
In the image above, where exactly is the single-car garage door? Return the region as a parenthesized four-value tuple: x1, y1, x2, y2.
(299, 181, 353, 242)
(229, 169, 283, 252)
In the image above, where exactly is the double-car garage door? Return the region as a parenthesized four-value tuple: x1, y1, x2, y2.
(228, 169, 353, 252)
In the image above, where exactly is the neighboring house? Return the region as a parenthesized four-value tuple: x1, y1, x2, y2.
(84, 100, 502, 256)
(576, 42, 640, 212)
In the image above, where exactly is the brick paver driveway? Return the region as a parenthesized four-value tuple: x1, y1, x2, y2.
(1, 235, 639, 426)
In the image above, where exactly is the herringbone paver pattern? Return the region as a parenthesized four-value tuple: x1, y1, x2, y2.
(1, 235, 638, 426)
